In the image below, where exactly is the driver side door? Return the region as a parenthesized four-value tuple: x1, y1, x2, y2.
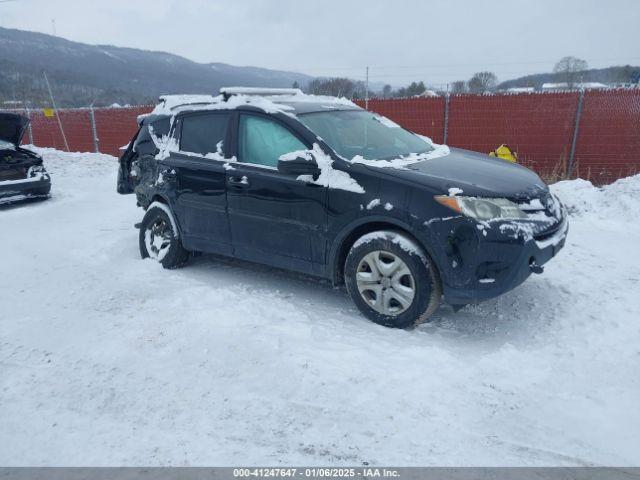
(226, 112, 328, 275)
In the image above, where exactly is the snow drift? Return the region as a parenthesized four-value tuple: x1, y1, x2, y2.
(1, 148, 638, 466)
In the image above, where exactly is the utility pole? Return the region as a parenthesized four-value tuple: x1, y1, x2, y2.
(43, 71, 70, 152)
(365, 66, 369, 111)
(51, 19, 57, 36)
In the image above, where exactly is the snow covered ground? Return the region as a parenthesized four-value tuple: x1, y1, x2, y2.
(1, 147, 639, 466)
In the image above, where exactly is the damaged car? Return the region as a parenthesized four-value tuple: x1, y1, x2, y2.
(118, 88, 568, 328)
(0, 113, 51, 205)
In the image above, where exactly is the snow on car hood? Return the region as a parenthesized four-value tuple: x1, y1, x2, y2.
(371, 146, 548, 199)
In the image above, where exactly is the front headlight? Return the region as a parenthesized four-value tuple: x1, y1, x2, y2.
(435, 195, 527, 221)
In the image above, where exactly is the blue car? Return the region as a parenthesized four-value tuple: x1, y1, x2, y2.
(118, 88, 568, 328)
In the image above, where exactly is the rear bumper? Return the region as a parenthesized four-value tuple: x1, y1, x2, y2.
(441, 217, 569, 305)
(0, 176, 51, 204)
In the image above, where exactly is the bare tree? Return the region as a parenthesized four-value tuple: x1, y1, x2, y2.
(553, 56, 588, 89)
(382, 84, 392, 98)
(467, 72, 498, 94)
(450, 80, 467, 94)
(306, 77, 363, 98)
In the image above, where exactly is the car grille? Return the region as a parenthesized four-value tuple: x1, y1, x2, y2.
(534, 221, 563, 241)
(515, 192, 564, 240)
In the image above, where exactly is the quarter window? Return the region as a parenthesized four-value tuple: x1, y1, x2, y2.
(239, 115, 306, 168)
(180, 113, 229, 156)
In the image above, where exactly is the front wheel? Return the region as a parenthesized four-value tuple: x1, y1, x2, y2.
(345, 231, 441, 328)
(139, 203, 189, 269)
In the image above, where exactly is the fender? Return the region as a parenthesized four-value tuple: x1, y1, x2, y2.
(328, 214, 443, 284)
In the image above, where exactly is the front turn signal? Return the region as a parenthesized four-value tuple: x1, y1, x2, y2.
(434, 195, 462, 213)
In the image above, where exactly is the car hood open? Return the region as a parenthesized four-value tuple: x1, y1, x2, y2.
(366, 147, 549, 200)
(0, 113, 30, 148)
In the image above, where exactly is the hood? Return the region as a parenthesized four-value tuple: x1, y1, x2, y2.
(366, 147, 549, 199)
(0, 113, 30, 147)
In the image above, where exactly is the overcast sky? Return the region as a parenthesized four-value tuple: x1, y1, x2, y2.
(1, 0, 639, 86)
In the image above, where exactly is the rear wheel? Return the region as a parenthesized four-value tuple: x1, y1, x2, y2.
(345, 231, 441, 328)
(139, 204, 189, 269)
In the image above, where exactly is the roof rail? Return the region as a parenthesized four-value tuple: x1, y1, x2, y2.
(158, 94, 218, 110)
(220, 87, 303, 100)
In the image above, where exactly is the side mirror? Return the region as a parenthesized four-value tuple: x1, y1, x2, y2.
(277, 153, 321, 177)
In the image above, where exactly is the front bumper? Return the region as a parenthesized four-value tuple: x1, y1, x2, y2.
(439, 216, 569, 305)
(0, 175, 51, 205)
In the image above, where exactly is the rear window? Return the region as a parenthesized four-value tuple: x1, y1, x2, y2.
(179, 113, 229, 156)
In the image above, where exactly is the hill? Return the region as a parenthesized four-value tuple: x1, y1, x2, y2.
(498, 65, 640, 90)
(0, 27, 314, 107)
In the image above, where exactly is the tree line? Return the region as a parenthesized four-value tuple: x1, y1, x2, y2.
(293, 56, 599, 99)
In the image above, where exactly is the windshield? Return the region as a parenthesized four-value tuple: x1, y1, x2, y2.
(298, 110, 432, 161)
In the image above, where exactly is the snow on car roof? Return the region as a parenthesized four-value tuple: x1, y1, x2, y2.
(219, 87, 303, 96)
(150, 89, 360, 117)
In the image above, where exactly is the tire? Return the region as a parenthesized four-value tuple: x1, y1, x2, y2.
(344, 230, 441, 328)
(139, 203, 190, 269)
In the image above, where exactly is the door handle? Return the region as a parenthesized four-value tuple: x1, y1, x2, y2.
(228, 176, 250, 188)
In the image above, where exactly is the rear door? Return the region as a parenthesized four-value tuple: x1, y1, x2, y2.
(226, 112, 328, 274)
(161, 111, 232, 255)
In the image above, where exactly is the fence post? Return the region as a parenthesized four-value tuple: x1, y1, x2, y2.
(443, 92, 450, 144)
(89, 107, 100, 153)
(567, 89, 585, 178)
(25, 107, 34, 145)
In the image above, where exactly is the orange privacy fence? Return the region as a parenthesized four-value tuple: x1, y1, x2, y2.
(5, 89, 639, 185)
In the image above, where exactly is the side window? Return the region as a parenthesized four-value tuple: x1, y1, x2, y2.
(239, 115, 306, 168)
(179, 113, 229, 156)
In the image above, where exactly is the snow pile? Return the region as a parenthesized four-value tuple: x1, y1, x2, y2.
(1, 148, 639, 466)
(551, 174, 640, 221)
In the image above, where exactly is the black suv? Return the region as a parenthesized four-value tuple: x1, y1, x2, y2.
(118, 88, 568, 328)
(1, 113, 51, 205)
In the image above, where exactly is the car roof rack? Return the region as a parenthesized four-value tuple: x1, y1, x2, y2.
(158, 94, 219, 110)
(220, 87, 303, 100)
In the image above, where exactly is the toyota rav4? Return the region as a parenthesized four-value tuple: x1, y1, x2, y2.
(117, 88, 568, 328)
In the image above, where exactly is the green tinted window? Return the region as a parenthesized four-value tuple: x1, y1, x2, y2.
(239, 115, 306, 168)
